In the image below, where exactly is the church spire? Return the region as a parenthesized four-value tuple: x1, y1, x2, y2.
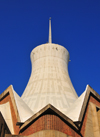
(48, 17, 52, 43)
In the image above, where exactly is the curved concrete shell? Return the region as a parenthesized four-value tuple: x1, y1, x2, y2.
(21, 19, 78, 114)
(21, 42, 78, 114)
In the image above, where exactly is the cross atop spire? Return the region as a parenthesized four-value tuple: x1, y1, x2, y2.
(48, 17, 52, 43)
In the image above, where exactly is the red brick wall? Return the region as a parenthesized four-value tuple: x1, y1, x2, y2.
(80, 102, 89, 136)
(90, 96, 100, 107)
(20, 114, 80, 137)
(0, 94, 19, 134)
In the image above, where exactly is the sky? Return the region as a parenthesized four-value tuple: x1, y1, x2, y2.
(0, 0, 100, 97)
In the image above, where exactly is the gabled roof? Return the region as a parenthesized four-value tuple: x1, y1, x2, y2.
(61, 84, 100, 125)
(1, 84, 100, 136)
(0, 85, 34, 134)
(20, 103, 79, 133)
(19, 85, 100, 133)
(78, 85, 100, 123)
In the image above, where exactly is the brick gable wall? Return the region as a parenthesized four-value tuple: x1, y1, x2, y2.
(20, 114, 80, 137)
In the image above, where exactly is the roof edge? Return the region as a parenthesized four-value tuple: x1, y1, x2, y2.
(0, 85, 21, 122)
(20, 104, 78, 132)
(20, 84, 100, 133)
(78, 84, 100, 122)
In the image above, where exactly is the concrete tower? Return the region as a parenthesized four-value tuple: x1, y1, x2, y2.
(21, 19, 78, 115)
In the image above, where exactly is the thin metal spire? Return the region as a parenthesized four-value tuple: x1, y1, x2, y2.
(48, 17, 52, 43)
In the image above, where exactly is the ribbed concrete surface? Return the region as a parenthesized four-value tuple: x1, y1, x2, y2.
(21, 43, 78, 114)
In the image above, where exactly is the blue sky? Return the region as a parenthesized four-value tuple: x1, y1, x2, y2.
(0, 0, 100, 96)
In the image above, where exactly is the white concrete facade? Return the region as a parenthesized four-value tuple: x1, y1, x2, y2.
(21, 43, 78, 114)
(21, 19, 78, 114)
